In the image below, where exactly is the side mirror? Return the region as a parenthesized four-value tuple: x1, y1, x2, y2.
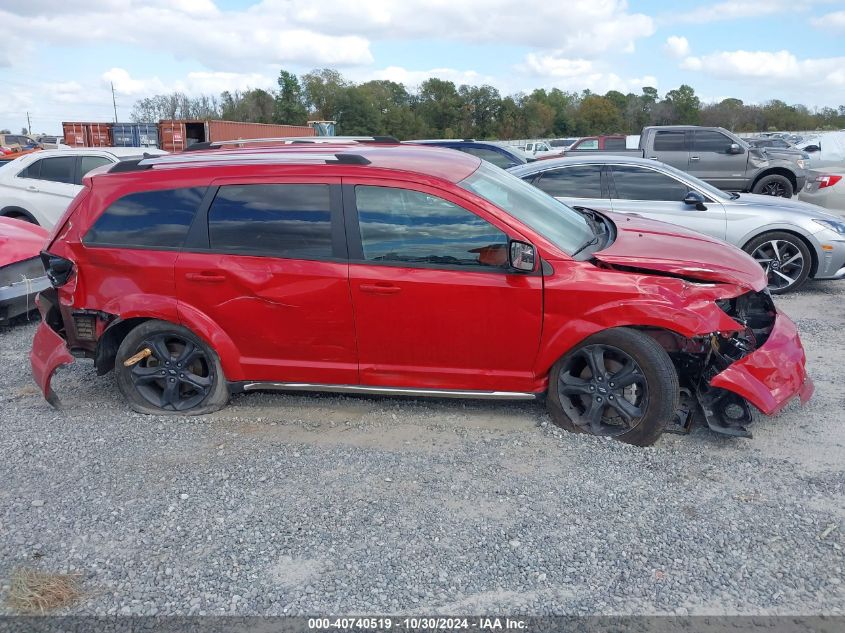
(509, 240, 536, 272)
(727, 143, 744, 154)
(683, 191, 707, 210)
(804, 144, 820, 153)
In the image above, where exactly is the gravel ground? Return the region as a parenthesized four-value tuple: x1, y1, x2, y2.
(0, 281, 843, 616)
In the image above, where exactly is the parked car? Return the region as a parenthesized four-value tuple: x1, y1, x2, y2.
(800, 167, 845, 215)
(408, 139, 527, 169)
(743, 137, 797, 150)
(32, 144, 812, 444)
(0, 134, 42, 161)
(565, 135, 629, 152)
(35, 135, 70, 150)
(0, 217, 50, 324)
(518, 140, 562, 159)
(0, 147, 167, 227)
(549, 138, 580, 149)
(509, 156, 845, 293)
(566, 126, 809, 198)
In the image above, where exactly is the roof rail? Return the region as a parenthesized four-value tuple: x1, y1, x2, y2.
(181, 136, 399, 151)
(105, 151, 372, 173)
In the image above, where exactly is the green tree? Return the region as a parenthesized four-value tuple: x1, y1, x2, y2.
(274, 70, 308, 125)
(663, 84, 701, 124)
(417, 78, 461, 137)
(576, 95, 623, 134)
(302, 68, 349, 120)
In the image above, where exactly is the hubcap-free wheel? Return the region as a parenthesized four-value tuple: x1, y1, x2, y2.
(557, 344, 648, 437)
(129, 334, 214, 412)
(750, 238, 807, 293)
(761, 181, 787, 196)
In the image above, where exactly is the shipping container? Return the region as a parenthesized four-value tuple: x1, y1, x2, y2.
(61, 122, 113, 147)
(158, 119, 315, 152)
(112, 122, 160, 148)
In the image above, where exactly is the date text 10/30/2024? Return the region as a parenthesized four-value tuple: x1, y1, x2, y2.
(308, 617, 528, 630)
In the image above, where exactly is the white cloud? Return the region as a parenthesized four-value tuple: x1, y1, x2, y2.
(680, 50, 845, 95)
(102, 68, 276, 97)
(810, 10, 845, 30)
(667, 0, 818, 24)
(664, 36, 690, 59)
(522, 56, 594, 79)
(518, 53, 656, 94)
(365, 66, 497, 90)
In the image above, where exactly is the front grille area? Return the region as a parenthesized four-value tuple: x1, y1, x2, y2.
(715, 289, 776, 348)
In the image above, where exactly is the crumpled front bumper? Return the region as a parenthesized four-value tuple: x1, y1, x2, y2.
(30, 317, 74, 408)
(710, 310, 814, 415)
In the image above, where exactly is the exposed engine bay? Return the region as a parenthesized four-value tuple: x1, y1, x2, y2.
(651, 290, 778, 438)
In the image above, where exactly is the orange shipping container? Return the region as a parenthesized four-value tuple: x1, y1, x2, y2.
(61, 122, 113, 147)
(158, 119, 314, 152)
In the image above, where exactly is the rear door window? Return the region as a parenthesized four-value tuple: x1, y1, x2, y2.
(84, 187, 205, 248)
(35, 156, 76, 184)
(604, 138, 626, 150)
(354, 185, 508, 269)
(207, 184, 333, 259)
(459, 147, 516, 168)
(534, 166, 603, 198)
(653, 131, 686, 151)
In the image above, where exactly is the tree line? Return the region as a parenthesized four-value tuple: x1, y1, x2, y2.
(130, 67, 845, 139)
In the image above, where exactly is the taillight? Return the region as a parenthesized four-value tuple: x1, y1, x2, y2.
(40, 251, 75, 287)
(816, 174, 842, 189)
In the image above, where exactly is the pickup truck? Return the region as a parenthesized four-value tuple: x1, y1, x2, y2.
(564, 126, 808, 197)
(519, 141, 563, 160)
(566, 135, 628, 151)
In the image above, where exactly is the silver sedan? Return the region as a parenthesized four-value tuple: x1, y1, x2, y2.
(509, 156, 845, 293)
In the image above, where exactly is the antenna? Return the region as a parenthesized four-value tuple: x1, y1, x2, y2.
(111, 82, 118, 123)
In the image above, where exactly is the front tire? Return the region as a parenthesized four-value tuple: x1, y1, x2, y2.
(752, 174, 793, 198)
(115, 320, 229, 415)
(743, 231, 812, 294)
(546, 328, 679, 447)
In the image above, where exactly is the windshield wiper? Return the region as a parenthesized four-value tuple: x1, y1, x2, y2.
(571, 236, 600, 258)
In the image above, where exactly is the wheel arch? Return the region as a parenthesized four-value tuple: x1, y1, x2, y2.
(0, 205, 39, 224)
(751, 167, 798, 193)
(741, 228, 819, 277)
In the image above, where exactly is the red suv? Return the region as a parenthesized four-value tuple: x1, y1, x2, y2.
(31, 144, 813, 445)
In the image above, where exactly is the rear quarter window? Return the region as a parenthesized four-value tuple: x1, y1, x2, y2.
(84, 187, 205, 248)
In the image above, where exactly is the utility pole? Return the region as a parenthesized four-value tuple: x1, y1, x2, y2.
(111, 82, 118, 122)
(26, 111, 32, 134)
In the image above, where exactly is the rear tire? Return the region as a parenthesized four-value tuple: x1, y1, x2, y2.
(546, 328, 679, 447)
(752, 174, 793, 198)
(115, 320, 229, 415)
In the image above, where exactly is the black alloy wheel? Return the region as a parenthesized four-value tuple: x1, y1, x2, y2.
(116, 320, 229, 415)
(556, 344, 648, 437)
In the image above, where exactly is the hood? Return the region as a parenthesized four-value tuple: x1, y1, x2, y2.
(0, 217, 48, 268)
(730, 192, 844, 221)
(593, 212, 767, 291)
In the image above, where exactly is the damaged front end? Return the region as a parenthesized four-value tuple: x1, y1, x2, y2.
(666, 289, 813, 438)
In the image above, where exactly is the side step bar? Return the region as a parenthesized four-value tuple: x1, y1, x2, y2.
(236, 382, 541, 401)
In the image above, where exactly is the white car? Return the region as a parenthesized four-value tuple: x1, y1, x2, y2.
(0, 147, 167, 228)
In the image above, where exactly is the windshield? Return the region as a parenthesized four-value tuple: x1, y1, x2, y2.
(459, 161, 594, 255)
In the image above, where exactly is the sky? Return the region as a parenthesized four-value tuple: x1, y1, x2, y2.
(1, 0, 845, 135)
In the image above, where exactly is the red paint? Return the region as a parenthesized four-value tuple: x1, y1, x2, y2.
(594, 212, 768, 291)
(31, 144, 812, 422)
(0, 217, 47, 267)
(30, 319, 75, 405)
(710, 312, 814, 415)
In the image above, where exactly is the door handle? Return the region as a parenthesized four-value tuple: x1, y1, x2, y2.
(27, 185, 39, 192)
(690, 156, 701, 161)
(185, 272, 226, 283)
(359, 283, 402, 295)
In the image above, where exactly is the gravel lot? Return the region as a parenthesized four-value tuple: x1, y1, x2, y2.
(1, 281, 843, 616)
